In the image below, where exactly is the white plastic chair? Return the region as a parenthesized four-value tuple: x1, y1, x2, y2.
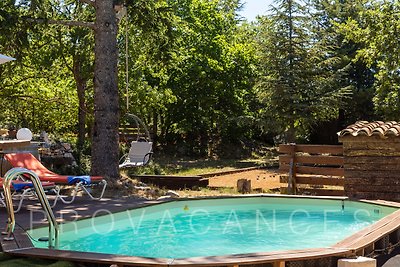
(119, 141, 153, 168)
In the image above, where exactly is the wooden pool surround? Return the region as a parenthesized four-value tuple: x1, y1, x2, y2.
(2, 195, 400, 267)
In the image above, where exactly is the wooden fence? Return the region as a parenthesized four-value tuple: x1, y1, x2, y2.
(279, 144, 345, 196)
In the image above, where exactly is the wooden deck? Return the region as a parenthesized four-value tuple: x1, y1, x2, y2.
(2, 236, 350, 267)
(334, 209, 400, 252)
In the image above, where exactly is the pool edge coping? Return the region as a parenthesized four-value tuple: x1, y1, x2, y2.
(2, 246, 352, 266)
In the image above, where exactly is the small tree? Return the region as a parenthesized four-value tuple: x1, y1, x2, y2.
(256, 0, 350, 142)
(311, 0, 376, 126)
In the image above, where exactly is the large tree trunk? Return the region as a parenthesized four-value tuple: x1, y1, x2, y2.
(91, 0, 120, 180)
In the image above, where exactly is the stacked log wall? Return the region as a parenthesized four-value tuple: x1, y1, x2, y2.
(340, 135, 400, 201)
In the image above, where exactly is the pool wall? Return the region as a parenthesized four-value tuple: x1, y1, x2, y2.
(3, 194, 400, 267)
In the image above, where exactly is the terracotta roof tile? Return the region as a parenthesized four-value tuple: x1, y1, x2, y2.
(339, 121, 400, 137)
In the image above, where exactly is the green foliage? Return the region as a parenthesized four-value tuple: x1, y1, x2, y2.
(163, 0, 257, 155)
(0, 0, 95, 134)
(338, 0, 400, 120)
(0, 29, 78, 132)
(3, 0, 400, 160)
(255, 0, 351, 142)
(312, 0, 376, 126)
(119, 0, 258, 156)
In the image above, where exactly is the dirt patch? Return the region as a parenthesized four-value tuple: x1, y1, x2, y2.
(208, 168, 283, 191)
(120, 168, 284, 199)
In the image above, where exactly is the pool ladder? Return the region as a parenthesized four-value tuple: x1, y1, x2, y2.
(2, 167, 59, 249)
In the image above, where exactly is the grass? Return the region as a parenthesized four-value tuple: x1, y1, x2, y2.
(126, 150, 278, 177)
(119, 146, 279, 198)
(157, 157, 258, 175)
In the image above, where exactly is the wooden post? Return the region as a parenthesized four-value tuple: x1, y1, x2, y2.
(237, 179, 251, 193)
(287, 143, 297, 195)
(273, 261, 285, 267)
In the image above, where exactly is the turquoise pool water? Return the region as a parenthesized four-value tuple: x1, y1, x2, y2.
(29, 197, 397, 259)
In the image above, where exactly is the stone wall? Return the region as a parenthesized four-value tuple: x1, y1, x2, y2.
(340, 135, 400, 201)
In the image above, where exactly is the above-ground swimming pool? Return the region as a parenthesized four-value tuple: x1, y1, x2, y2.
(28, 196, 398, 260)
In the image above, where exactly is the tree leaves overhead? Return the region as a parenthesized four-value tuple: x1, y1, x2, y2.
(126, 0, 174, 62)
(338, 0, 400, 120)
(162, 0, 257, 155)
(120, 0, 257, 156)
(2, 0, 400, 153)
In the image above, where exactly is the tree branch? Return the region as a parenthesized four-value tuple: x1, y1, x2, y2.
(24, 17, 95, 29)
(0, 93, 67, 105)
(46, 18, 95, 29)
(79, 0, 95, 7)
(0, 75, 38, 90)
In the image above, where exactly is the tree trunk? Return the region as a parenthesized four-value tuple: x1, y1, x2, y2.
(91, 0, 120, 180)
(152, 109, 158, 145)
(287, 122, 296, 143)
